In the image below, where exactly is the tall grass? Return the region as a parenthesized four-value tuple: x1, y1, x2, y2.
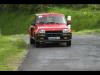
(0, 35, 27, 70)
(0, 11, 34, 35)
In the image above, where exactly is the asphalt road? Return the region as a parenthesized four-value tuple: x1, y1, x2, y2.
(19, 34, 100, 71)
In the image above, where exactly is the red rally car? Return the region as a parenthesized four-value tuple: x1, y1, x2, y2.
(29, 13, 72, 47)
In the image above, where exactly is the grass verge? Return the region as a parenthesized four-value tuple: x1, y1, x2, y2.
(0, 34, 27, 71)
(73, 29, 100, 35)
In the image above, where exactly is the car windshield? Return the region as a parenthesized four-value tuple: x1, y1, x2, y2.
(35, 15, 66, 24)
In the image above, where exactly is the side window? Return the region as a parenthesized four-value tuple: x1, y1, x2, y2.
(36, 16, 41, 23)
(36, 16, 46, 24)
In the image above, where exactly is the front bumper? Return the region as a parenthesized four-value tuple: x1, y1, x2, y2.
(34, 33, 72, 43)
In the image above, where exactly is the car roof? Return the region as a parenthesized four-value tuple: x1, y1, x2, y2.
(36, 13, 64, 16)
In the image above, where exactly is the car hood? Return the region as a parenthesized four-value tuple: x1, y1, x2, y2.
(36, 24, 68, 31)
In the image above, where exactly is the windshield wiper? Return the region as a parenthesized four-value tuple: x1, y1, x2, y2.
(47, 22, 62, 24)
(38, 22, 45, 24)
(53, 22, 62, 24)
(46, 22, 56, 24)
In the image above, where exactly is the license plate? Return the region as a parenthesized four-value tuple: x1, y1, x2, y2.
(48, 37, 60, 40)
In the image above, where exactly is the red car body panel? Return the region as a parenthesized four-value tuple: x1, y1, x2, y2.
(35, 24, 68, 31)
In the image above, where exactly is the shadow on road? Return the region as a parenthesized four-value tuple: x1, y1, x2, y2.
(29, 43, 68, 48)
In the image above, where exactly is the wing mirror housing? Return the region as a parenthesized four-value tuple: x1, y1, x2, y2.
(67, 16, 72, 25)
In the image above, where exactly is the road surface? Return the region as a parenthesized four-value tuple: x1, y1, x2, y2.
(19, 34, 100, 71)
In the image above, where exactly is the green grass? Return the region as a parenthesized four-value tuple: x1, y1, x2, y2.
(0, 11, 34, 35)
(0, 35, 27, 71)
(73, 29, 100, 35)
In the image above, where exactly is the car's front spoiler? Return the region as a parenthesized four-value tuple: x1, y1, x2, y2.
(35, 39, 71, 43)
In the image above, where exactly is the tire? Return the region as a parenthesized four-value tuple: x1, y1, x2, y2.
(35, 41, 40, 48)
(30, 38, 35, 45)
(66, 40, 71, 47)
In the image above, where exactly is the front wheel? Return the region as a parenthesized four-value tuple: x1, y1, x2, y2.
(66, 40, 71, 47)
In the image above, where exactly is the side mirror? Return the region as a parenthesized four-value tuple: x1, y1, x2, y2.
(67, 16, 72, 25)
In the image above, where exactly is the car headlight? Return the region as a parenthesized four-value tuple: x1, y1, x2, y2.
(38, 29, 45, 34)
(62, 29, 68, 33)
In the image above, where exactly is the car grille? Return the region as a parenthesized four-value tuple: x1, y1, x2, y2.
(45, 31, 62, 37)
